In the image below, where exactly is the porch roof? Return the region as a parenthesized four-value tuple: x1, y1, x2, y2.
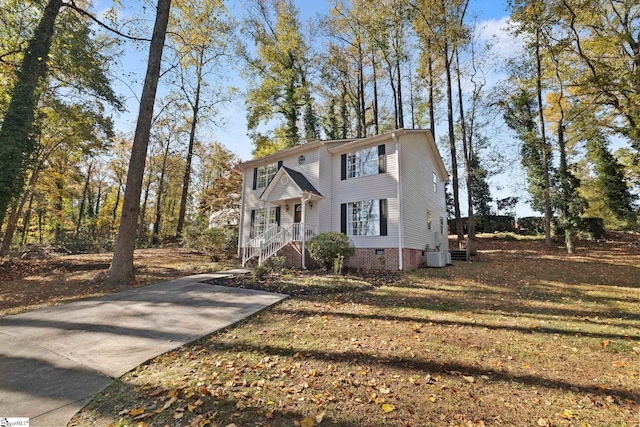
(259, 166, 323, 202)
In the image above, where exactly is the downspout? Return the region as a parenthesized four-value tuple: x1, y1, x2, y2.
(238, 170, 247, 260)
(393, 132, 404, 271)
(300, 193, 311, 269)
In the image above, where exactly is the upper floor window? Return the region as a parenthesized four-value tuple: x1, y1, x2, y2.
(348, 146, 378, 178)
(427, 210, 432, 230)
(433, 172, 438, 192)
(257, 163, 278, 189)
(341, 144, 386, 180)
(252, 161, 282, 190)
(440, 216, 444, 234)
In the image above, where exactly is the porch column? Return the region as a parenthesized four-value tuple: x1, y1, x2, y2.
(300, 194, 311, 269)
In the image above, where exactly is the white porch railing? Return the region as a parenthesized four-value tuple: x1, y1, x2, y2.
(242, 223, 317, 267)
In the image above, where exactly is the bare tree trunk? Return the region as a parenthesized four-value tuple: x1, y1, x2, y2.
(20, 191, 34, 245)
(176, 57, 204, 237)
(456, 48, 474, 239)
(108, 0, 172, 285)
(535, 31, 553, 247)
(445, 43, 464, 242)
(372, 52, 380, 135)
(153, 139, 170, 244)
(75, 161, 93, 237)
(427, 45, 436, 139)
(1, 166, 40, 255)
(357, 42, 366, 138)
(396, 57, 404, 128)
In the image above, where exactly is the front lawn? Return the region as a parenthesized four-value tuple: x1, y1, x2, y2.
(71, 235, 639, 426)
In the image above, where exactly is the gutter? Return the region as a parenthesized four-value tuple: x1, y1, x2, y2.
(237, 169, 246, 259)
(393, 132, 404, 271)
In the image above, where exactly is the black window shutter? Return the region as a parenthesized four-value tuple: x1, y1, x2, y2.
(277, 160, 283, 169)
(275, 206, 281, 226)
(341, 154, 347, 180)
(378, 144, 386, 173)
(340, 203, 347, 234)
(379, 199, 388, 236)
(250, 210, 256, 238)
(252, 168, 257, 190)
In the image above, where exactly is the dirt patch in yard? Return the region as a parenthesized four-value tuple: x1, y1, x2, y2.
(0, 248, 236, 316)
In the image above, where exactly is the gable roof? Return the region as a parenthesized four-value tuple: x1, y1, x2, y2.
(259, 166, 323, 202)
(281, 166, 322, 197)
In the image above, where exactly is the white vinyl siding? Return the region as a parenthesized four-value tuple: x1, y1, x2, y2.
(400, 132, 448, 251)
(332, 141, 398, 248)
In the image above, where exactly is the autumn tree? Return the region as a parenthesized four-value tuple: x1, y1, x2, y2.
(412, 0, 470, 242)
(242, 0, 314, 156)
(168, 0, 236, 237)
(109, 0, 172, 285)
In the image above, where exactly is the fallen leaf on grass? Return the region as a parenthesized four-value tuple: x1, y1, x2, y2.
(463, 376, 475, 383)
(316, 411, 325, 424)
(136, 422, 147, 427)
(536, 419, 549, 427)
(174, 411, 184, 419)
(381, 403, 395, 413)
(300, 417, 315, 427)
(129, 407, 145, 416)
(426, 394, 437, 403)
(633, 347, 640, 355)
(600, 340, 610, 348)
(265, 410, 274, 419)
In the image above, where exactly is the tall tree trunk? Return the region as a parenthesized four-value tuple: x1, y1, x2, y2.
(357, 42, 366, 138)
(445, 44, 464, 242)
(176, 62, 203, 237)
(0, 0, 63, 227)
(75, 161, 93, 237)
(20, 191, 35, 245)
(396, 56, 404, 128)
(139, 162, 154, 245)
(535, 31, 553, 247)
(456, 48, 474, 239)
(388, 65, 399, 129)
(427, 44, 436, 139)
(1, 166, 41, 255)
(372, 52, 380, 135)
(153, 140, 170, 244)
(108, 0, 172, 285)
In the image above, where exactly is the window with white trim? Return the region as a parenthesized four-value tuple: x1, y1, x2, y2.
(347, 199, 380, 236)
(257, 162, 278, 189)
(252, 207, 277, 237)
(347, 146, 378, 178)
(427, 210, 432, 230)
(433, 172, 438, 192)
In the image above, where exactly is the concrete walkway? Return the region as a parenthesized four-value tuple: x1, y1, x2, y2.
(0, 269, 286, 427)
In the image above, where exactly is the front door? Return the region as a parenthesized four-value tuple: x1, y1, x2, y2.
(293, 204, 302, 241)
(294, 204, 302, 223)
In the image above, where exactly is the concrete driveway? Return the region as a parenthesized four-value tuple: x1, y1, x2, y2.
(0, 270, 286, 427)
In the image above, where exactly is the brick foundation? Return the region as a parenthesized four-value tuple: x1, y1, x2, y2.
(269, 245, 427, 271)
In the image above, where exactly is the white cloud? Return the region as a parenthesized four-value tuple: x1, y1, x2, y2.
(477, 16, 524, 61)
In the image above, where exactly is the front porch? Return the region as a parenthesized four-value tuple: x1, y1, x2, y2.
(241, 166, 323, 268)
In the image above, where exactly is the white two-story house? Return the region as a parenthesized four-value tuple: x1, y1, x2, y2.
(238, 129, 450, 271)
